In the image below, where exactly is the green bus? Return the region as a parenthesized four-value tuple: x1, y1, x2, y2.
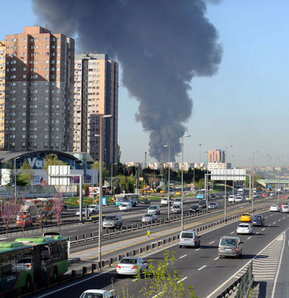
(0, 233, 68, 295)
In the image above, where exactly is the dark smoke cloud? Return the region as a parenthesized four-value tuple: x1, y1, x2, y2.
(32, 0, 222, 161)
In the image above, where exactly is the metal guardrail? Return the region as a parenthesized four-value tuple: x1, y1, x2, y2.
(217, 261, 254, 298)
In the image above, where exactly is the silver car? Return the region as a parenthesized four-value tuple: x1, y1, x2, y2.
(218, 236, 243, 258)
(142, 213, 157, 223)
(116, 257, 148, 276)
(102, 215, 122, 229)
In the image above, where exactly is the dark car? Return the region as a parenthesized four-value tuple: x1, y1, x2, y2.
(190, 205, 200, 214)
(198, 200, 207, 209)
(140, 198, 150, 205)
(252, 214, 264, 227)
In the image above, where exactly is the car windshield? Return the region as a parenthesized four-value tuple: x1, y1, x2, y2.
(253, 216, 261, 220)
(181, 232, 194, 238)
(81, 294, 104, 298)
(221, 238, 236, 246)
(120, 258, 137, 264)
(144, 214, 152, 217)
(104, 216, 116, 221)
(149, 206, 157, 210)
(191, 205, 198, 208)
(272, 204, 278, 207)
(239, 224, 249, 227)
(241, 214, 249, 216)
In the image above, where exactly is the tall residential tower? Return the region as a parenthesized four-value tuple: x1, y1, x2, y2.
(2, 26, 74, 151)
(73, 53, 118, 165)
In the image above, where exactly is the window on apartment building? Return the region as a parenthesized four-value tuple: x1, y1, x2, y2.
(23, 45, 27, 49)
(35, 60, 38, 64)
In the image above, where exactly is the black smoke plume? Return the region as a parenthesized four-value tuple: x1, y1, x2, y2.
(32, 0, 222, 161)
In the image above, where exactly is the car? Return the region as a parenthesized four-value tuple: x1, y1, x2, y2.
(79, 289, 115, 298)
(262, 193, 268, 198)
(16, 212, 33, 227)
(119, 202, 132, 211)
(270, 204, 281, 212)
(252, 214, 264, 226)
(198, 200, 207, 209)
(140, 198, 150, 205)
(208, 202, 218, 210)
(116, 257, 148, 276)
(237, 222, 253, 235)
(142, 213, 157, 223)
(218, 236, 243, 258)
(102, 215, 122, 229)
(147, 205, 160, 215)
(160, 190, 165, 194)
(189, 205, 200, 214)
(11, 257, 32, 272)
(281, 204, 289, 213)
(87, 204, 99, 214)
(235, 196, 244, 203)
(178, 230, 200, 248)
(174, 198, 182, 204)
(228, 195, 236, 202)
(171, 204, 182, 214)
(76, 208, 98, 217)
(240, 213, 252, 222)
(160, 197, 170, 206)
(245, 196, 251, 201)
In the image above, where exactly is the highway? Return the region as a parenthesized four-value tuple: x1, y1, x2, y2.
(31, 197, 289, 298)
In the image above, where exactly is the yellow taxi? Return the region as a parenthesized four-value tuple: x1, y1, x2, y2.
(240, 213, 252, 222)
(160, 190, 165, 194)
(176, 191, 181, 196)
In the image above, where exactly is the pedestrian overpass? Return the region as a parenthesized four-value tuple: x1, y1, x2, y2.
(258, 179, 289, 189)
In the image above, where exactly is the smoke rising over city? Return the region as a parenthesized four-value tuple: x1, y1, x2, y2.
(33, 0, 222, 161)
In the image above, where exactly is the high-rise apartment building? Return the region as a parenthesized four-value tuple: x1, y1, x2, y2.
(208, 149, 225, 163)
(73, 53, 118, 165)
(0, 41, 6, 149)
(2, 26, 74, 151)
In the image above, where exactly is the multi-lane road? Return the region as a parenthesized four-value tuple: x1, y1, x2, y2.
(26, 195, 289, 298)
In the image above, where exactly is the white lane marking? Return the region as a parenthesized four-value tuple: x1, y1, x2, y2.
(271, 232, 286, 298)
(214, 257, 219, 261)
(230, 231, 235, 234)
(152, 292, 163, 298)
(273, 222, 276, 225)
(196, 248, 200, 251)
(256, 232, 260, 234)
(278, 219, 281, 222)
(247, 236, 252, 240)
(69, 230, 78, 233)
(198, 265, 207, 271)
(209, 241, 215, 244)
(262, 228, 265, 231)
(269, 224, 272, 227)
(179, 254, 187, 259)
(177, 276, 188, 283)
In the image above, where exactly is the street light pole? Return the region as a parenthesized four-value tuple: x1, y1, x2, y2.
(97, 114, 112, 268)
(198, 144, 202, 164)
(14, 158, 17, 199)
(252, 150, 259, 213)
(164, 144, 171, 221)
(181, 134, 191, 231)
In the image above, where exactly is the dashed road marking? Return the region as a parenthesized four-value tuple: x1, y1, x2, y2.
(177, 276, 188, 283)
(196, 248, 200, 251)
(179, 254, 187, 259)
(209, 241, 215, 244)
(247, 236, 252, 240)
(230, 231, 235, 234)
(262, 228, 265, 231)
(198, 265, 207, 271)
(214, 257, 219, 260)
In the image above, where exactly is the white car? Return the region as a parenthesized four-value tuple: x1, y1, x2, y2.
(142, 213, 157, 223)
(88, 204, 99, 213)
(116, 257, 148, 276)
(237, 223, 253, 235)
(245, 196, 251, 201)
(270, 204, 281, 212)
(235, 196, 244, 203)
(161, 198, 170, 206)
(228, 195, 236, 202)
(79, 289, 115, 298)
(171, 204, 182, 214)
(119, 202, 132, 211)
(281, 205, 289, 213)
(147, 205, 160, 215)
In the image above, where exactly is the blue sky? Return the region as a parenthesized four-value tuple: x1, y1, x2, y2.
(1, 0, 289, 167)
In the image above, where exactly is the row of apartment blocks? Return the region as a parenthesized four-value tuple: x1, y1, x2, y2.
(0, 26, 118, 165)
(126, 161, 232, 172)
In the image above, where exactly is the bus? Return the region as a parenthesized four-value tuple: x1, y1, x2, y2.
(114, 193, 140, 207)
(0, 233, 68, 295)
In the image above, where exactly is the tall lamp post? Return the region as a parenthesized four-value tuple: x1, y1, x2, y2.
(181, 134, 191, 231)
(252, 150, 259, 213)
(96, 114, 112, 268)
(164, 144, 171, 221)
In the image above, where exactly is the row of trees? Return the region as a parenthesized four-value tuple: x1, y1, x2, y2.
(0, 193, 64, 238)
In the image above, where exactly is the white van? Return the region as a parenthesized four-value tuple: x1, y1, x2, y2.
(178, 230, 200, 248)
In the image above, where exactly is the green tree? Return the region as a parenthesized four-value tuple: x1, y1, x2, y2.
(17, 159, 33, 186)
(43, 154, 67, 169)
(135, 250, 197, 298)
(118, 175, 135, 193)
(92, 161, 110, 181)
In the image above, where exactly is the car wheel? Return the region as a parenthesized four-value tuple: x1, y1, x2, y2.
(25, 275, 32, 291)
(179, 245, 183, 248)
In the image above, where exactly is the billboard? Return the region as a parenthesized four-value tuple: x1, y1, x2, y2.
(211, 169, 246, 181)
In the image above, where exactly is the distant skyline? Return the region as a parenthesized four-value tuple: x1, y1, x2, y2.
(1, 0, 289, 167)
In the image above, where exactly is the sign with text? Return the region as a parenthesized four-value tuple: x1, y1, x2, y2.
(211, 169, 246, 181)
